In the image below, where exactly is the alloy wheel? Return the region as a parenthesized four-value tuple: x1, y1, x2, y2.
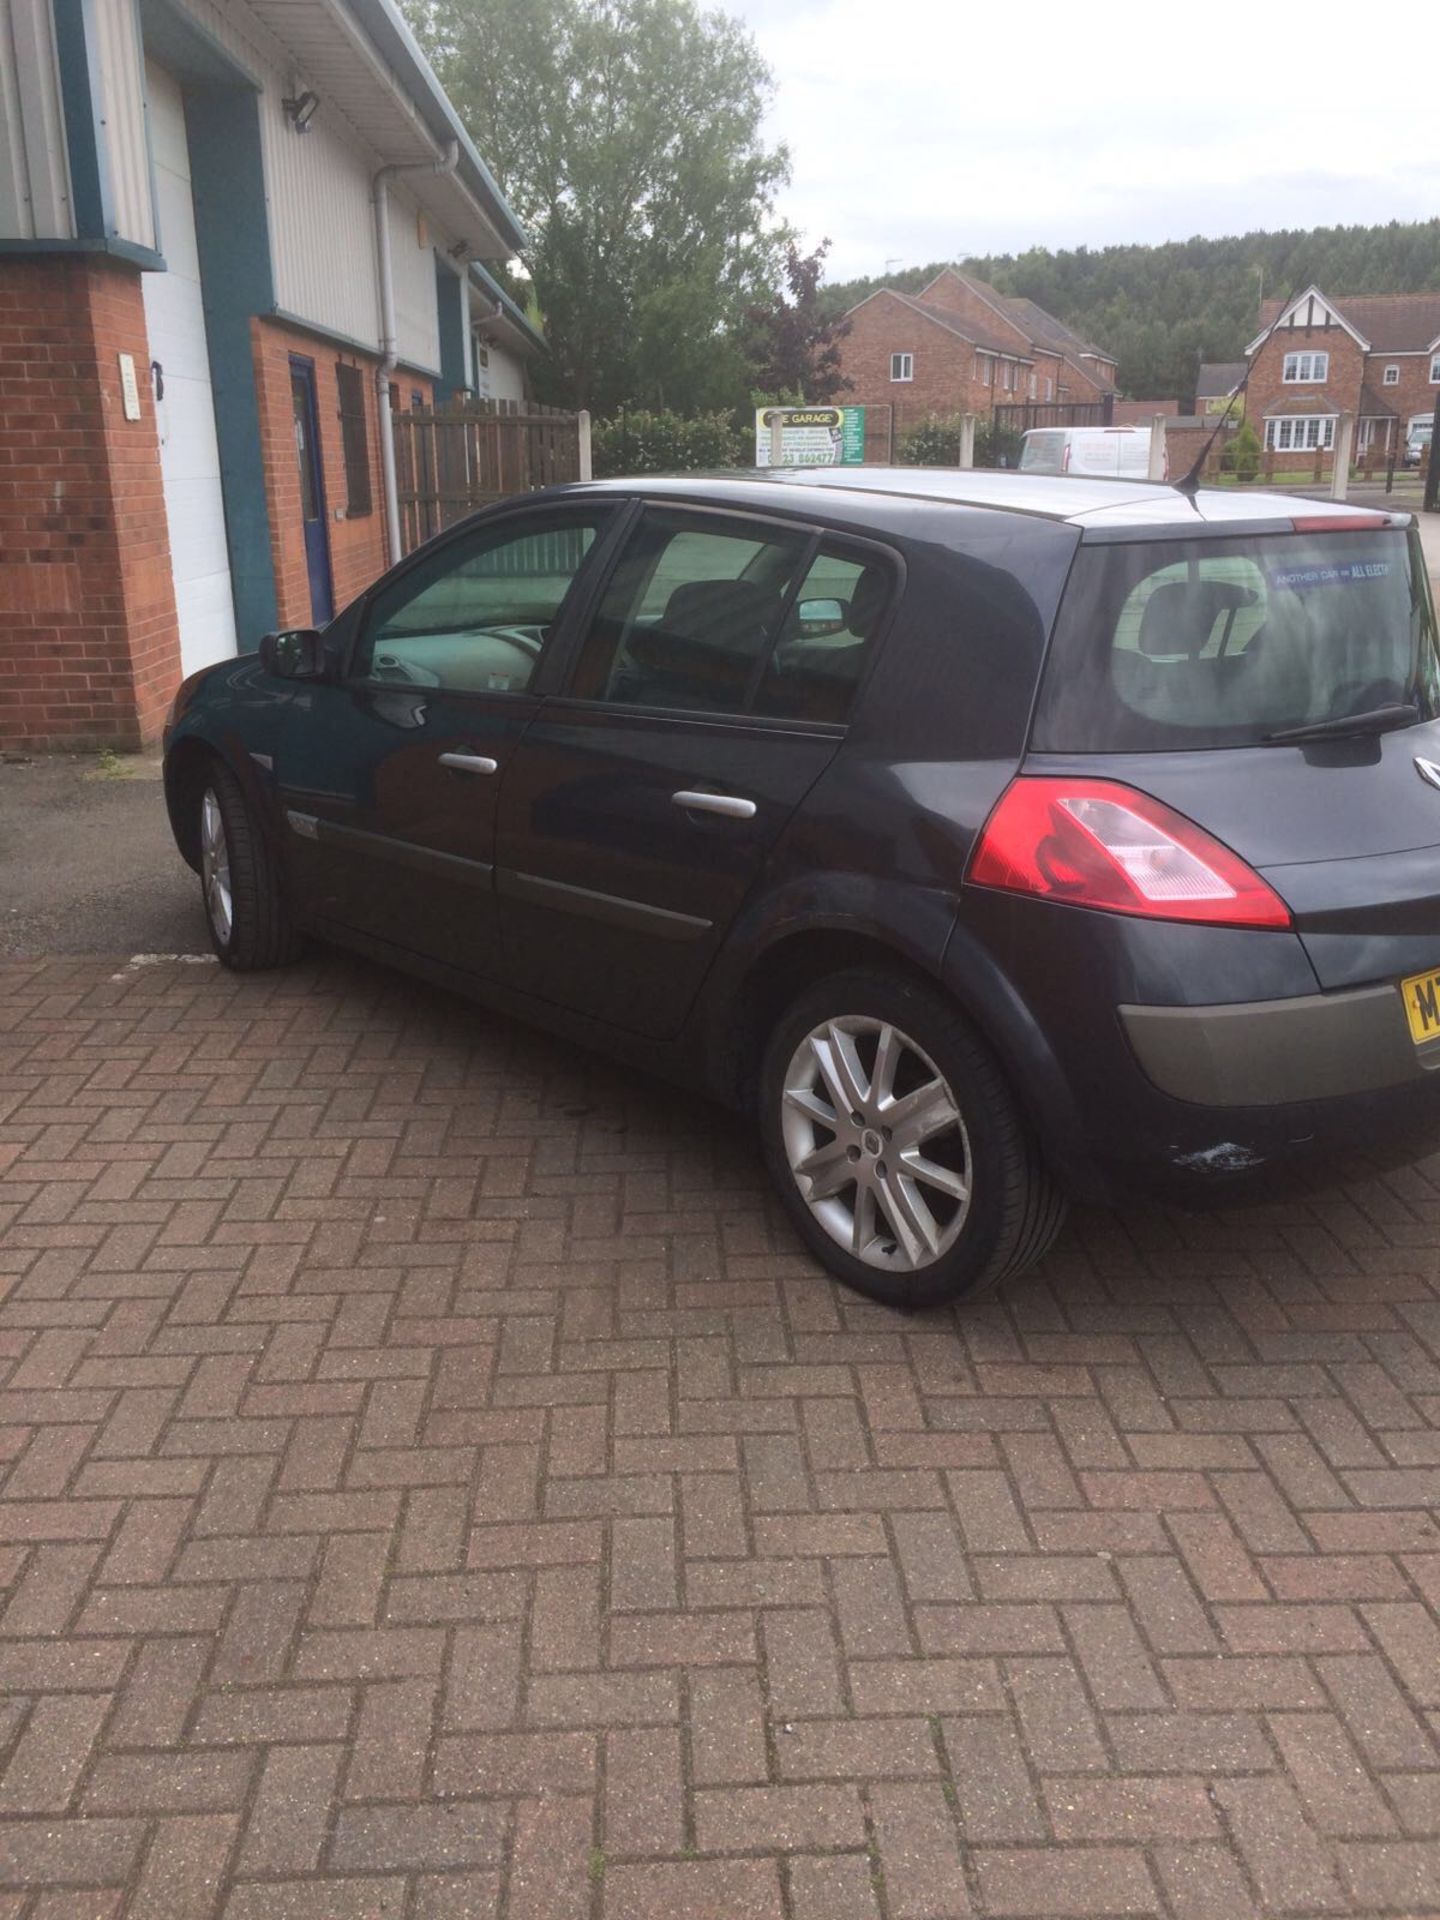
(200, 788, 233, 946)
(780, 1015, 972, 1271)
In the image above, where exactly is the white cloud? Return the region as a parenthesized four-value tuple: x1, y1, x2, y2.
(727, 0, 1440, 279)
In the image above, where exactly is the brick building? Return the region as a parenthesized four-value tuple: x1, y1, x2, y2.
(0, 0, 537, 751)
(1244, 285, 1440, 467)
(836, 267, 1118, 440)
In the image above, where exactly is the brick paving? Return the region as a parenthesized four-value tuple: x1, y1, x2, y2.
(3, 950, 1440, 1918)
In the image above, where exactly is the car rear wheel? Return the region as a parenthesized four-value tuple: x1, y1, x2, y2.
(759, 968, 1066, 1308)
(199, 763, 303, 971)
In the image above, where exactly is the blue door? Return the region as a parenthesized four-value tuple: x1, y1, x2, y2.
(289, 356, 334, 625)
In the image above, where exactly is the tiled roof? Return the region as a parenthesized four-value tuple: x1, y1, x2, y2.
(1196, 361, 1245, 397)
(886, 290, 1034, 360)
(1257, 291, 1440, 352)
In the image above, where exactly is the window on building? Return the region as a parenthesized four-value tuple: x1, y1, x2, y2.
(890, 352, 913, 382)
(335, 362, 371, 517)
(1383, 364, 1400, 386)
(975, 356, 993, 387)
(1431, 354, 1440, 383)
(1001, 362, 1016, 392)
(1045, 377, 1054, 401)
(1282, 350, 1329, 384)
(1028, 373, 1037, 400)
(1266, 416, 1336, 452)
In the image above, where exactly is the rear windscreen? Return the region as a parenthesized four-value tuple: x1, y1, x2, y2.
(1032, 528, 1440, 751)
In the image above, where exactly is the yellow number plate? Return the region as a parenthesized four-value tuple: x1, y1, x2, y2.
(1402, 968, 1440, 1046)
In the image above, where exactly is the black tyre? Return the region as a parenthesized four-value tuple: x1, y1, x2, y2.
(759, 967, 1066, 1308)
(197, 761, 304, 971)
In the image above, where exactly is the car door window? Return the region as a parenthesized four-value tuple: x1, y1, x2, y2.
(752, 548, 894, 723)
(569, 510, 812, 713)
(353, 512, 609, 693)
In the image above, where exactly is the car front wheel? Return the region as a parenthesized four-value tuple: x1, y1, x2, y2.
(759, 968, 1066, 1307)
(198, 762, 303, 971)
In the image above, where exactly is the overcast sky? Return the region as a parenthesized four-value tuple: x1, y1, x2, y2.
(726, 0, 1440, 281)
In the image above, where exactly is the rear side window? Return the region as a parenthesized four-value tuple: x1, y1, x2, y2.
(1033, 529, 1440, 751)
(570, 509, 893, 722)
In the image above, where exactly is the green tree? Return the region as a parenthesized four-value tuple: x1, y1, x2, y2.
(408, 0, 790, 413)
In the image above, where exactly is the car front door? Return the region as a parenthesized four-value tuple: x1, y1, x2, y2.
(493, 505, 897, 1036)
(278, 503, 617, 977)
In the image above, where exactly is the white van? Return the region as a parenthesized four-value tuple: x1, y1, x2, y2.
(1019, 424, 1161, 479)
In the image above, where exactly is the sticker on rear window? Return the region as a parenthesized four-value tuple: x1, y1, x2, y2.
(1268, 560, 1392, 590)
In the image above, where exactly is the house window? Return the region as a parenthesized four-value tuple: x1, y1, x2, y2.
(1383, 365, 1400, 386)
(1002, 362, 1016, 392)
(1028, 373, 1037, 399)
(975, 356, 993, 387)
(1282, 350, 1329, 384)
(1266, 415, 1336, 452)
(1044, 377, 1053, 401)
(335, 362, 371, 516)
(890, 352, 913, 382)
(1431, 355, 1440, 383)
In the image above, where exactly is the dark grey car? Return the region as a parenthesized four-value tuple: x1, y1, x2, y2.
(164, 469, 1440, 1305)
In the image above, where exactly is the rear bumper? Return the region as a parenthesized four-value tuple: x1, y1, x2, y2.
(1120, 982, 1440, 1106)
(953, 892, 1440, 1208)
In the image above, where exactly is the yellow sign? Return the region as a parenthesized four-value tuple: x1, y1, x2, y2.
(1402, 967, 1440, 1046)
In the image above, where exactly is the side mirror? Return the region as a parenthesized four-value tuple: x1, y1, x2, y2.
(258, 628, 325, 679)
(796, 597, 847, 637)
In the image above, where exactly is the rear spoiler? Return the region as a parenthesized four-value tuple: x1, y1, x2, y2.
(1079, 510, 1414, 546)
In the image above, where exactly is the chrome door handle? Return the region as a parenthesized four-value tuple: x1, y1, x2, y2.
(672, 789, 756, 820)
(439, 752, 499, 775)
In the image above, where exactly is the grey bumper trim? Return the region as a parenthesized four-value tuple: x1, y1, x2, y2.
(1120, 983, 1440, 1107)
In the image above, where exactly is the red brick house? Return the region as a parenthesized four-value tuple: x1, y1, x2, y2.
(836, 268, 1118, 438)
(1245, 285, 1440, 466)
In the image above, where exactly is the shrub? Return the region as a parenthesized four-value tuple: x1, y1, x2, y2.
(896, 415, 960, 466)
(592, 410, 747, 477)
(896, 415, 1025, 471)
(1230, 419, 1262, 483)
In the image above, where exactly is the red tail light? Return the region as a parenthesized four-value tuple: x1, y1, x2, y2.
(968, 778, 1292, 930)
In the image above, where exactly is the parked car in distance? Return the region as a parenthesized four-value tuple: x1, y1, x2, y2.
(1405, 419, 1433, 468)
(164, 469, 1440, 1306)
(1020, 424, 1159, 479)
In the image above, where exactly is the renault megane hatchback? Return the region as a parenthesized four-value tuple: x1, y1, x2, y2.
(164, 469, 1440, 1305)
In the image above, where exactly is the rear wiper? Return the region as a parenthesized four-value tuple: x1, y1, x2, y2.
(1263, 703, 1420, 746)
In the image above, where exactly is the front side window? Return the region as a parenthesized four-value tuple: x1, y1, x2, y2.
(1384, 364, 1400, 386)
(1033, 529, 1439, 752)
(1282, 349, 1330, 383)
(353, 511, 607, 692)
(890, 352, 913, 382)
(569, 510, 891, 723)
(1431, 355, 1440, 383)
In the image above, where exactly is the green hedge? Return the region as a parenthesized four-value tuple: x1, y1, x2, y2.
(592, 410, 748, 477)
(896, 414, 1023, 470)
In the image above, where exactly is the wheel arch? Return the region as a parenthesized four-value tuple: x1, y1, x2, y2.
(163, 735, 220, 872)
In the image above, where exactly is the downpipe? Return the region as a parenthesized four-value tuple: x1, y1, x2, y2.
(373, 140, 460, 566)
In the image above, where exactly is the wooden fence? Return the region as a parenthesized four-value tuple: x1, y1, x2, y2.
(392, 398, 587, 554)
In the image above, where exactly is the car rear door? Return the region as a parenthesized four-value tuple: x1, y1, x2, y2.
(492, 504, 898, 1037)
(277, 502, 618, 976)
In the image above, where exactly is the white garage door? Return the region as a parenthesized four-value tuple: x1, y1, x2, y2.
(141, 61, 237, 676)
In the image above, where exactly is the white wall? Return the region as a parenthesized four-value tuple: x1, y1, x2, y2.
(385, 180, 440, 373)
(483, 339, 526, 403)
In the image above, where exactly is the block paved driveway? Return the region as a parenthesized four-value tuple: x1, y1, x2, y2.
(3, 949, 1440, 1919)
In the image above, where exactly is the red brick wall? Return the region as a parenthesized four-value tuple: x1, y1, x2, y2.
(0, 257, 181, 750)
(836, 291, 996, 437)
(1364, 354, 1439, 452)
(251, 317, 433, 627)
(1244, 322, 1367, 469)
(916, 271, 1032, 356)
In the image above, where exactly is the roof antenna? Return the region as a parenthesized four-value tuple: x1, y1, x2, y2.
(1173, 288, 1291, 499)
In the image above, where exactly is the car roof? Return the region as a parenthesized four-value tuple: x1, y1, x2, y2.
(576, 467, 1413, 534)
